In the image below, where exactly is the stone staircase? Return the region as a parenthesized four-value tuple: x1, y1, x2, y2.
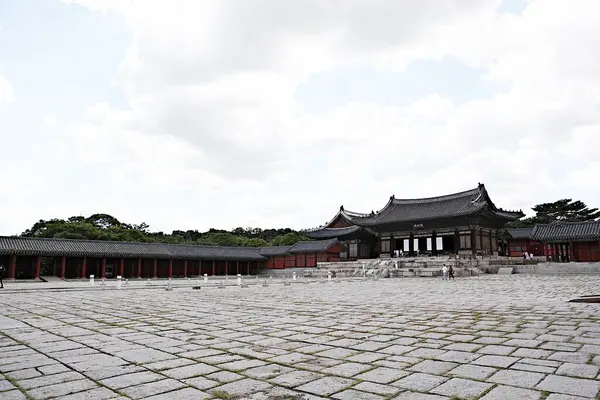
(258, 257, 484, 278)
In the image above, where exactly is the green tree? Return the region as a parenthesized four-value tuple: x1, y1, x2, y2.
(508, 199, 600, 228)
(270, 232, 310, 246)
(19, 214, 311, 247)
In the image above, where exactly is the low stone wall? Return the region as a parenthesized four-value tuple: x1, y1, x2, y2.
(513, 262, 600, 275)
(258, 259, 600, 277)
(488, 258, 539, 266)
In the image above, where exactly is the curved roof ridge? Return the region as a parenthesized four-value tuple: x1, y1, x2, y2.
(0, 235, 162, 245)
(0, 235, 250, 250)
(391, 186, 481, 205)
(309, 226, 358, 231)
(341, 209, 371, 218)
(543, 220, 599, 226)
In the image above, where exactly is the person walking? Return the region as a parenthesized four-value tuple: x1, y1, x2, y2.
(448, 264, 455, 280)
(442, 264, 448, 281)
(0, 264, 4, 289)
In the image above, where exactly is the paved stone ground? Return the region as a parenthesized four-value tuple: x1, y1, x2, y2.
(1, 275, 600, 399)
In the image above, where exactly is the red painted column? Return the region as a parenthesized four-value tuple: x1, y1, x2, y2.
(225, 260, 228, 275)
(101, 257, 106, 278)
(119, 258, 124, 277)
(60, 256, 66, 279)
(212, 260, 215, 276)
(183, 259, 188, 277)
(168, 259, 173, 278)
(247, 261, 250, 275)
(81, 257, 87, 279)
(34, 256, 41, 280)
(137, 257, 142, 278)
(236, 260, 240, 275)
(153, 258, 158, 278)
(9, 254, 16, 279)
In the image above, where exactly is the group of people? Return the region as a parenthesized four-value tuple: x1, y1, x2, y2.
(442, 264, 455, 280)
(391, 249, 404, 257)
(523, 251, 535, 260)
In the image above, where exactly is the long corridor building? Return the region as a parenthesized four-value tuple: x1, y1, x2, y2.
(0, 236, 345, 280)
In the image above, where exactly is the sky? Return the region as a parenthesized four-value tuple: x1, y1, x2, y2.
(0, 0, 599, 235)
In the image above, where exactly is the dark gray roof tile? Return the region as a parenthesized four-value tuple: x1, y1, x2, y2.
(531, 221, 600, 242)
(288, 238, 341, 253)
(303, 226, 362, 239)
(0, 236, 266, 260)
(505, 227, 535, 240)
(258, 246, 291, 256)
(351, 184, 522, 226)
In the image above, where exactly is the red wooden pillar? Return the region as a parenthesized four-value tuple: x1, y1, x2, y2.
(212, 260, 215, 276)
(168, 259, 173, 278)
(101, 257, 106, 278)
(60, 256, 66, 279)
(9, 254, 16, 280)
(153, 259, 158, 278)
(119, 258, 124, 277)
(183, 259, 188, 277)
(34, 256, 41, 280)
(247, 261, 250, 275)
(137, 257, 142, 278)
(236, 260, 240, 275)
(81, 257, 87, 279)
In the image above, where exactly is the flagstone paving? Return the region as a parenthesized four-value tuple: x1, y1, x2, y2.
(0, 274, 600, 399)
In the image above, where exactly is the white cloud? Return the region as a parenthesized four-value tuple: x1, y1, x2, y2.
(42, 113, 58, 128)
(0, 74, 15, 105)
(3, 0, 600, 234)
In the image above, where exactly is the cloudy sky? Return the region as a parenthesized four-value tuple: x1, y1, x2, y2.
(0, 0, 599, 235)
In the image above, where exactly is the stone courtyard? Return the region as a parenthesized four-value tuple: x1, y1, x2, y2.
(1, 275, 600, 399)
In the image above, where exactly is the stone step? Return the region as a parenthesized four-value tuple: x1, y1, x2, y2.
(497, 267, 515, 275)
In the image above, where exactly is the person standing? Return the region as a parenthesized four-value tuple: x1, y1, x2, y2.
(442, 264, 448, 281)
(0, 264, 4, 289)
(448, 264, 455, 280)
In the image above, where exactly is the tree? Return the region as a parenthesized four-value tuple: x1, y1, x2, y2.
(508, 199, 600, 228)
(19, 214, 310, 247)
(271, 232, 310, 246)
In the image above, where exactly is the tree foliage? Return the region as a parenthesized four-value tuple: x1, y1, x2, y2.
(507, 199, 600, 228)
(20, 214, 309, 247)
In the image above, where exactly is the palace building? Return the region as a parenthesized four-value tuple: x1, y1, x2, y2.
(532, 220, 600, 262)
(302, 183, 524, 260)
(501, 227, 544, 257)
(0, 236, 344, 280)
(3, 183, 598, 281)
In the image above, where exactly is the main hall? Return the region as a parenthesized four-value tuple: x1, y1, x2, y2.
(302, 183, 523, 260)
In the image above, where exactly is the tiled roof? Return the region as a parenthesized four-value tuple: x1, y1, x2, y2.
(350, 184, 523, 226)
(288, 238, 342, 253)
(259, 239, 343, 256)
(0, 236, 344, 260)
(0, 236, 266, 260)
(303, 226, 363, 239)
(303, 207, 370, 232)
(505, 227, 535, 240)
(258, 246, 291, 256)
(531, 220, 600, 242)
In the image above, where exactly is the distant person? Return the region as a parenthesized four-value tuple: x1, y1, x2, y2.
(442, 264, 448, 280)
(448, 264, 455, 280)
(523, 251, 528, 260)
(0, 264, 4, 289)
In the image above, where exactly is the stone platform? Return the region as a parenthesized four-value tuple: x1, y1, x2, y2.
(1, 275, 599, 399)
